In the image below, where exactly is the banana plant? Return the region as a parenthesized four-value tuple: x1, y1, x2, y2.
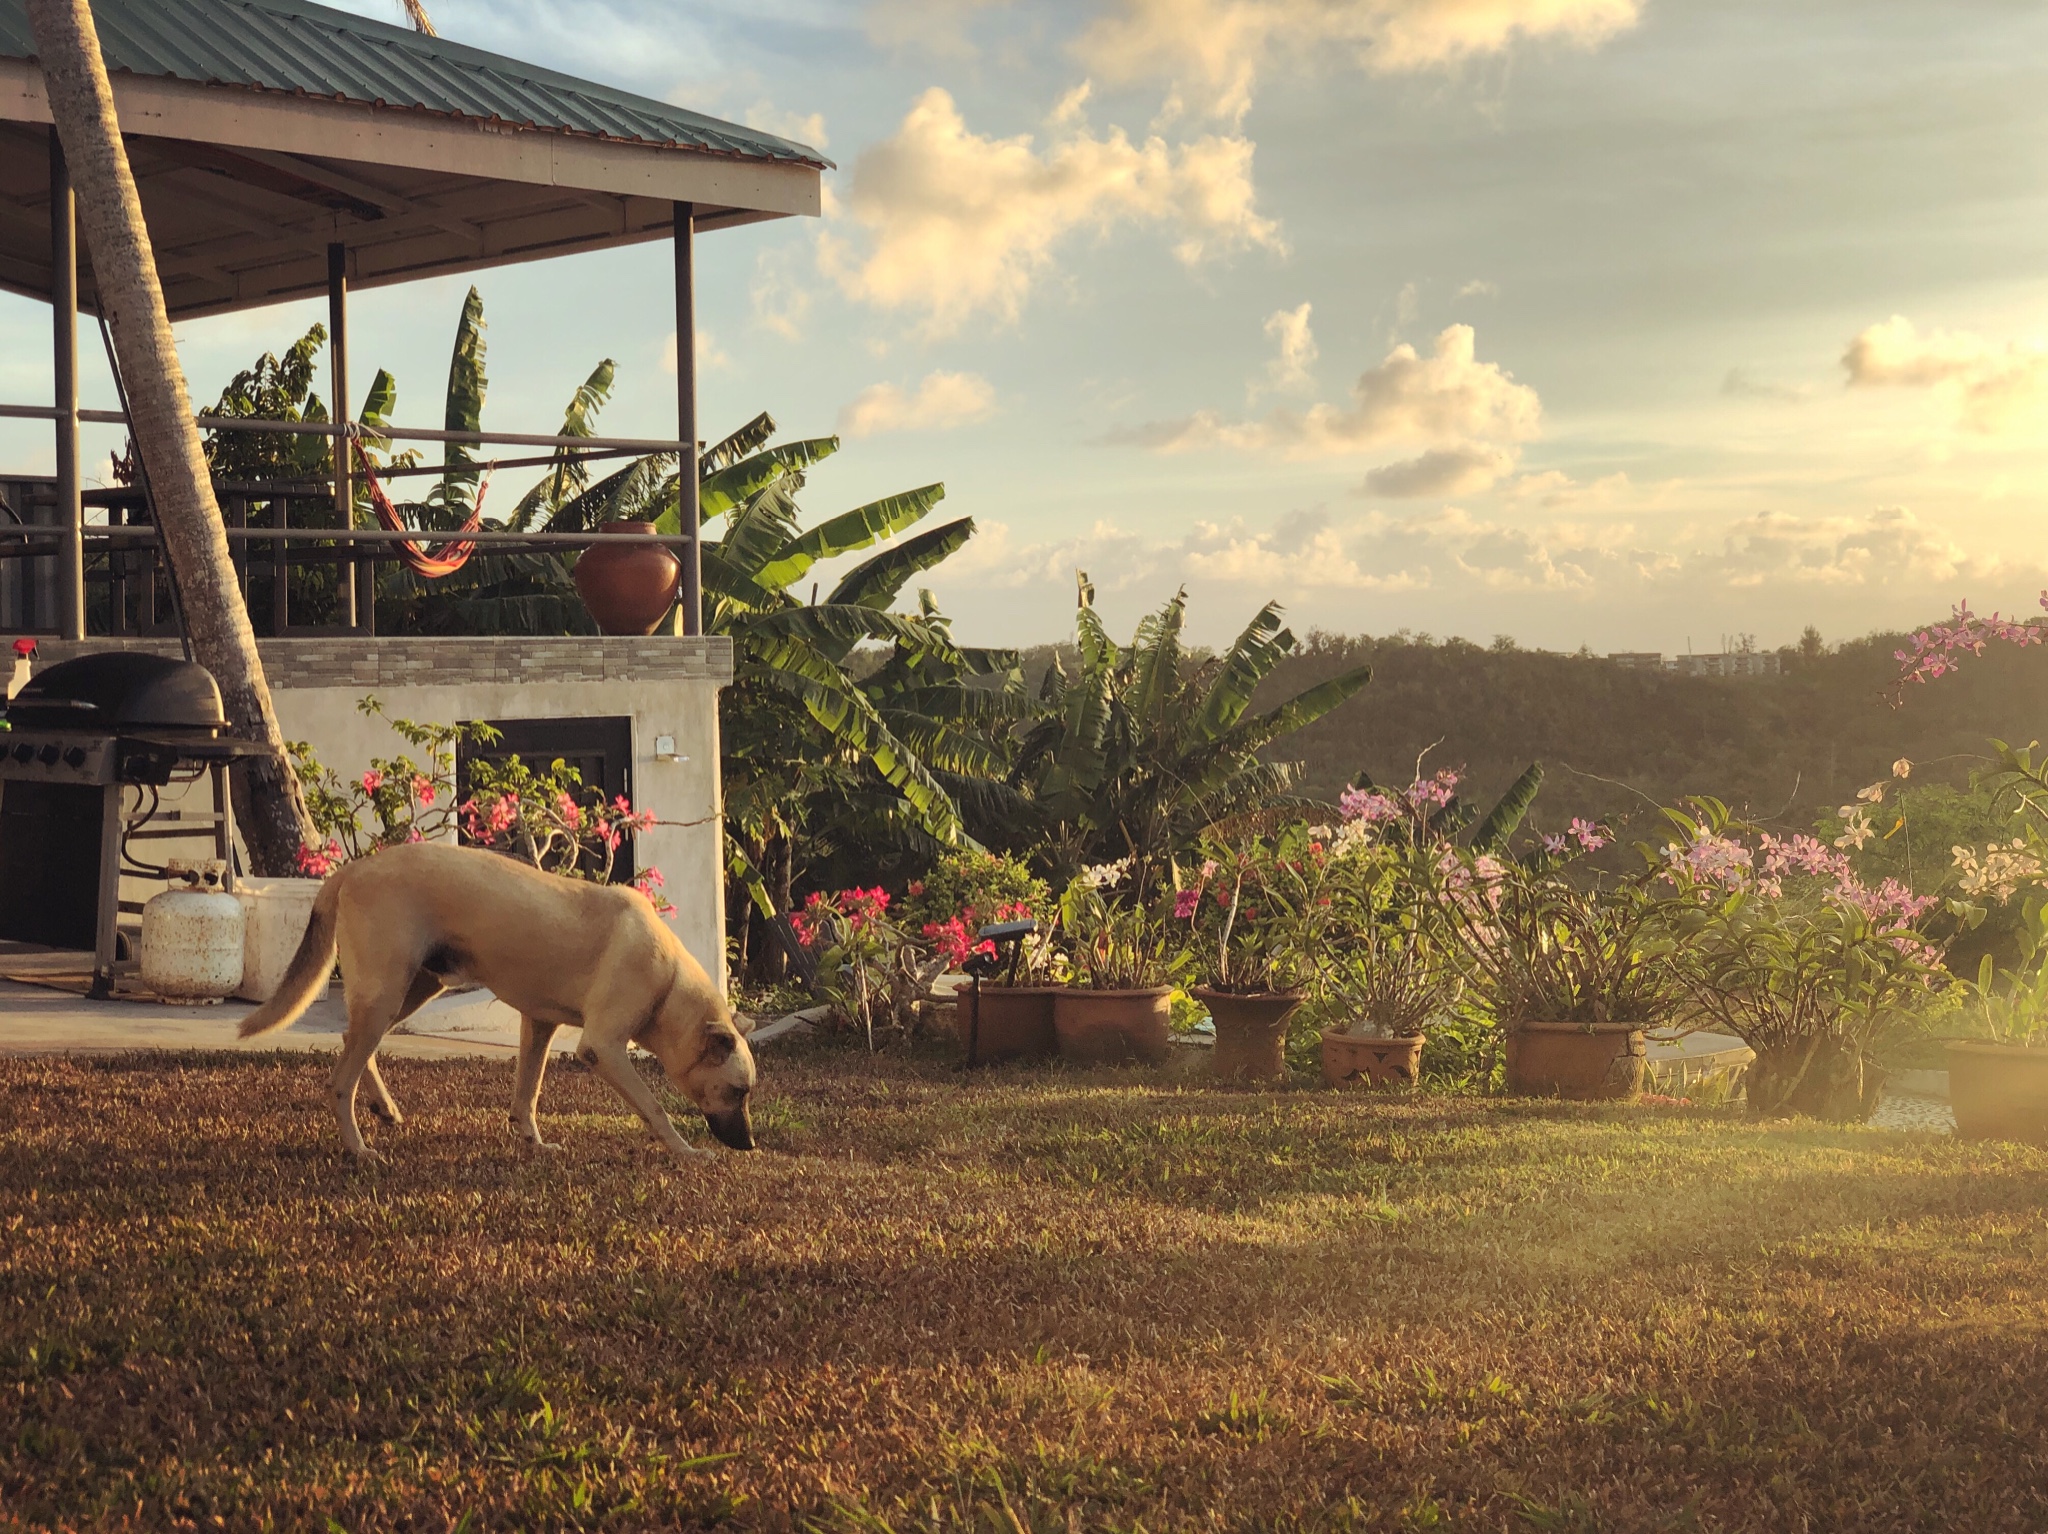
(1010, 576, 1375, 892)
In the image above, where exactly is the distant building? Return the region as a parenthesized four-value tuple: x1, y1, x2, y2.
(1668, 651, 1781, 678)
(1604, 651, 1782, 678)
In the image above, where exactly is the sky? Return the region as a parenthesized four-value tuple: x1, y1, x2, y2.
(5, 0, 2048, 653)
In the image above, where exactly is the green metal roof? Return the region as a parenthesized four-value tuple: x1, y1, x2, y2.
(0, 0, 831, 168)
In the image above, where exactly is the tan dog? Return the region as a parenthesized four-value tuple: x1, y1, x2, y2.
(238, 842, 756, 1162)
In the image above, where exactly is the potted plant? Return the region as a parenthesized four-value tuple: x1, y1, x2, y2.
(903, 852, 1057, 1063)
(1944, 892, 2048, 1143)
(1446, 853, 1666, 1101)
(1316, 874, 1457, 1089)
(1054, 874, 1181, 1066)
(1178, 827, 1337, 1082)
(1652, 801, 1943, 1121)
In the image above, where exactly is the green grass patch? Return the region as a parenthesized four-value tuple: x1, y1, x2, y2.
(3, 1048, 2047, 1529)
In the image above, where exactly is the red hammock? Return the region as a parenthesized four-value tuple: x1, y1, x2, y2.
(350, 437, 492, 578)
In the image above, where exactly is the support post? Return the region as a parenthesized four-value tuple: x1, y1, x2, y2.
(50, 127, 83, 640)
(327, 243, 357, 630)
(673, 201, 701, 637)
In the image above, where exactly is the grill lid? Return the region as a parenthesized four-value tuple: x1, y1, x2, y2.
(7, 653, 226, 733)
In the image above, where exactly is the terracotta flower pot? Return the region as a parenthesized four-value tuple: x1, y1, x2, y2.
(1194, 987, 1300, 1083)
(956, 985, 1059, 1064)
(1322, 1031, 1425, 1089)
(573, 520, 681, 635)
(1948, 1041, 2048, 1145)
(1505, 1021, 1646, 1101)
(1054, 987, 1172, 1065)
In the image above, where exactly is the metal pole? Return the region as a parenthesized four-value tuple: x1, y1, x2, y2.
(49, 128, 83, 640)
(327, 243, 357, 630)
(674, 201, 701, 637)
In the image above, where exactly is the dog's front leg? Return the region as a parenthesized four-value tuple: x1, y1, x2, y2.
(578, 1039, 708, 1161)
(510, 1015, 561, 1149)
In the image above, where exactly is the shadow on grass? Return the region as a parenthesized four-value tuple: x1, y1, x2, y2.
(5, 1050, 2048, 1531)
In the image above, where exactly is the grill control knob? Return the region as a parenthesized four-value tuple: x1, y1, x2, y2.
(63, 747, 87, 769)
(37, 744, 61, 765)
(9, 743, 30, 764)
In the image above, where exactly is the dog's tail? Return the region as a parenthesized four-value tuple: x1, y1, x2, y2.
(238, 874, 343, 1038)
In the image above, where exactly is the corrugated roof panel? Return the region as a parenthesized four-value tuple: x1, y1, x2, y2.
(0, 0, 831, 168)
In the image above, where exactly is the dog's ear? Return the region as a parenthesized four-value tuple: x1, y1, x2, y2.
(699, 1028, 737, 1067)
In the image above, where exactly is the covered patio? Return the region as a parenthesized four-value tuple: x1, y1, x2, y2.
(0, 0, 829, 988)
(0, 0, 828, 638)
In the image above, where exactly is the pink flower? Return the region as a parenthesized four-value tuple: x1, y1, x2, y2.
(1174, 888, 1201, 919)
(1340, 787, 1403, 824)
(1542, 832, 1569, 855)
(360, 770, 384, 794)
(632, 867, 675, 916)
(1569, 818, 1610, 852)
(411, 774, 436, 806)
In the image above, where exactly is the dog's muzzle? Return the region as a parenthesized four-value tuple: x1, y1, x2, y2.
(706, 1105, 755, 1151)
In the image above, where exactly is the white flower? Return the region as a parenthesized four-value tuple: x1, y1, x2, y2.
(1078, 857, 1132, 890)
(1893, 758, 1913, 779)
(1856, 782, 1887, 804)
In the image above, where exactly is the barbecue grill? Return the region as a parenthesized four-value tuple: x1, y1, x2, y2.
(0, 653, 268, 996)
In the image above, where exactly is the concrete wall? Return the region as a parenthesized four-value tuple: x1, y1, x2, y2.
(29, 638, 734, 990)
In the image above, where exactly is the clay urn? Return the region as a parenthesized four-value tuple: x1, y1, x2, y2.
(573, 520, 682, 635)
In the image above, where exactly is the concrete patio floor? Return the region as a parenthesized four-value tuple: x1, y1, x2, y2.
(0, 942, 568, 1060)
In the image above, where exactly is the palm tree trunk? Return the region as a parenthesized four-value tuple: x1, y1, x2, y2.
(27, 0, 317, 876)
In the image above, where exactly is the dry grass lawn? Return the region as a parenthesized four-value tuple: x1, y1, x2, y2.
(3, 1044, 2047, 1532)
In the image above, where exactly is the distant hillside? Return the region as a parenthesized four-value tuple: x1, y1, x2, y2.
(1255, 630, 2048, 839)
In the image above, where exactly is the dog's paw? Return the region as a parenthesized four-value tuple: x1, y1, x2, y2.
(349, 1146, 387, 1166)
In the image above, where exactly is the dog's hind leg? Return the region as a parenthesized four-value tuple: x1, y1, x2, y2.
(331, 969, 439, 1161)
(360, 971, 443, 1127)
(509, 1014, 561, 1149)
(578, 1037, 707, 1161)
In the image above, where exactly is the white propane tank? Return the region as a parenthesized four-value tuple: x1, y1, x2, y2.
(140, 860, 246, 1001)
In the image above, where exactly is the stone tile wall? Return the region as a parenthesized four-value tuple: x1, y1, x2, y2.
(30, 636, 735, 690)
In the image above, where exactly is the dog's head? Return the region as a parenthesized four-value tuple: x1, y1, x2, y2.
(646, 988, 759, 1150)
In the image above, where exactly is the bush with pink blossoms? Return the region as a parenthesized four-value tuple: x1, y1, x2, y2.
(790, 886, 947, 1048)
(1650, 797, 1954, 1121)
(290, 696, 676, 916)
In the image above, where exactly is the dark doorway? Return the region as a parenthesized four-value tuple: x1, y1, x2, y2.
(456, 715, 635, 882)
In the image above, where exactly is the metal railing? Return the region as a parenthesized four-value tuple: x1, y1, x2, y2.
(0, 411, 695, 639)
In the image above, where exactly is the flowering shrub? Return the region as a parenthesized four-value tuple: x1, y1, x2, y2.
(1893, 595, 2047, 694)
(790, 887, 945, 1047)
(1651, 798, 1951, 1120)
(290, 697, 674, 916)
(1177, 824, 1344, 994)
(290, 699, 479, 875)
(898, 852, 1051, 978)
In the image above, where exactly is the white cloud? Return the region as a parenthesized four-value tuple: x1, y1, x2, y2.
(1700, 505, 1993, 590)
(1251, 301, 1318, 400)
(838, 370, 997, 437)
(1457, 279, 1500, 299)
(1123, 323, 1541, 460)
(743, 101, 828, 151)
(1842, 315, 2048, 433)
(1361, 444, 1515, 497)
(1079, 0, 1643, 121)
(661, 328, 730, 374)
(819, 87, 1282, 336)
(931, 500, 2037, 621)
